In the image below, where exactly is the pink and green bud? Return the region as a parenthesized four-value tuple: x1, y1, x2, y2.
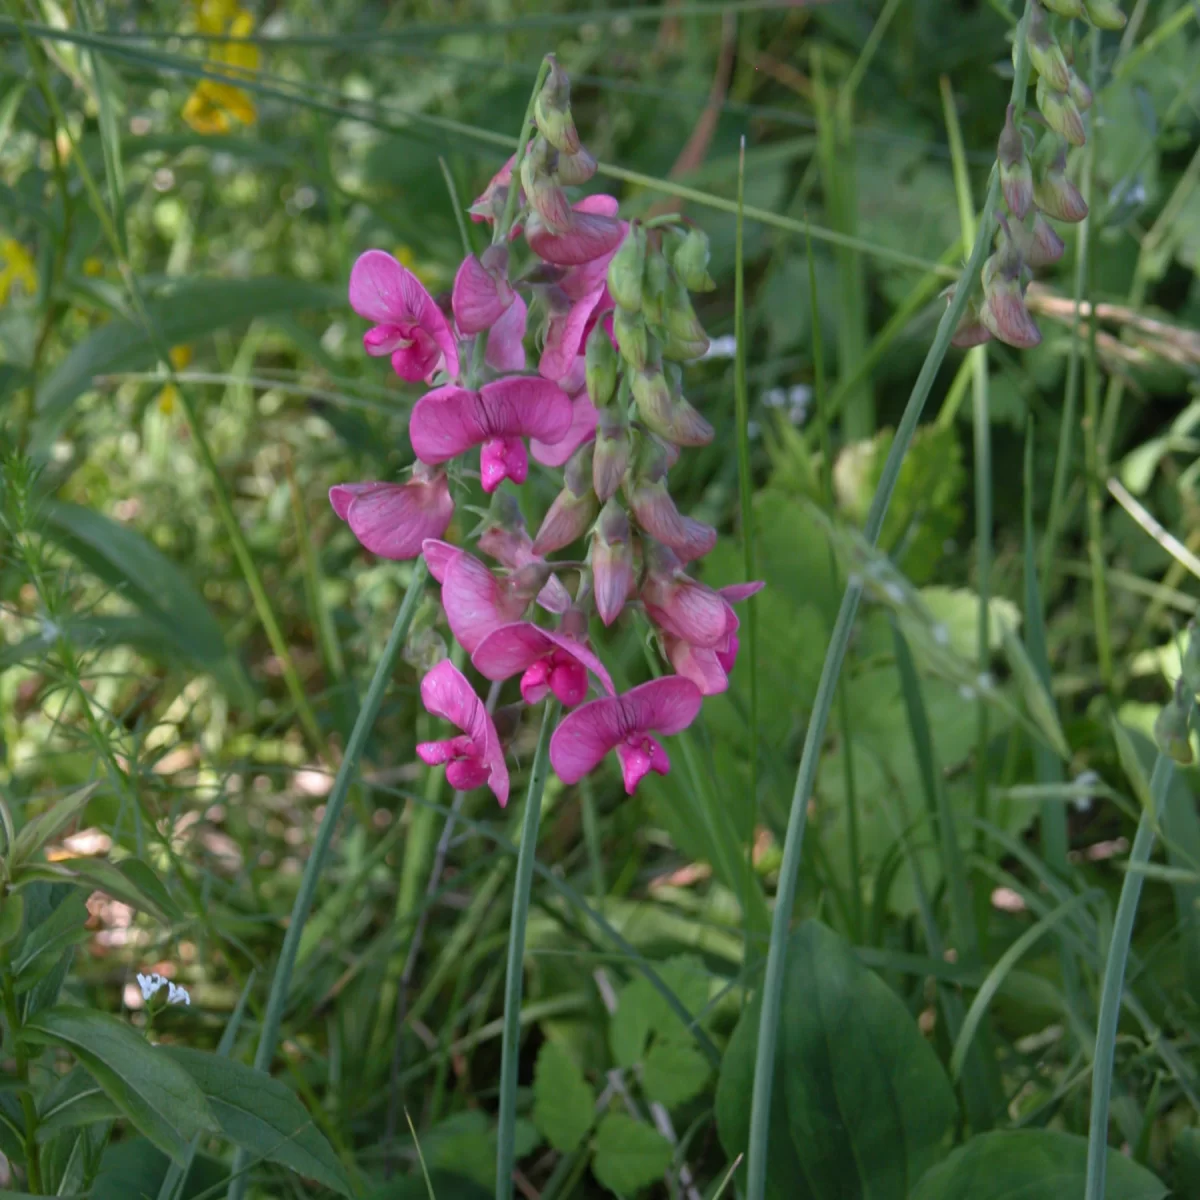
(627, 442, 716, 564)
(534, 55, 581, 155)
(607, 221, 646, 312)
(662, 273, 710, 361)
(641, 249, 670, 326)
(555, 146, 597, 187)
(533, 444, 599, 554)
(593, 407, 632, 501)
(521, 138, 573, 231)
(631, 367, 714, 446)
(590, 499, 635, 626)
(997, 105, 1033, 219)
(948, 291, 992, 349)
(1083, 0, 1126, 29)
(981, 253, 1041, 349)
(613, 307, 649, 370)
(585, 323, 618, 407)
(1027, 3, 1071, 91)
(1026, 212, 1066, 267)
(671, 227, 716, 293)
(1033, 146, 1088, 222)
(1041, 0, 1085, 14)
(1036, 77, 1086, 147)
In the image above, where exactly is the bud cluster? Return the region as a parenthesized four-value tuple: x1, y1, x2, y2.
(951, 0, 1123, 350)
(329, 56, 760, 803)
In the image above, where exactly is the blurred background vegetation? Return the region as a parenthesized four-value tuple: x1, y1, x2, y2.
(4, 0, 1200, 1196)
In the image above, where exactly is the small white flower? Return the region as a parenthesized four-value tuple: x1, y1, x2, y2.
(703, 334, 738, 360)
(137, 972, 166, 1001)
(1072, 768, 1101, 813)
(166, 982, 191, 1006)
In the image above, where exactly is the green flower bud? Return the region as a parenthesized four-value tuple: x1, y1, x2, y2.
(672, 226, 716, 292)
(534, 55, 581, 155)
(613, 307, 649, 370)
(631, 368, 714, 446)
(1066, 70, 1093, 112)
(1036, 77, 1086, 147)
(661, 273, 709, 362)
(1083, 0, 1126, 29)
(593, 407, 632, 501)
(521, 137, 573, 231)
(1033, 144, 1088, 222)
(998, 105, 1033, 219)
(555, 146, 596, 187)
(642, 249, 670, 326)
(607, 222, 646, 312)
(1041, 0, 1085, 14)
(1027, 3, 1071, 91)
(585, 323, 618, 407)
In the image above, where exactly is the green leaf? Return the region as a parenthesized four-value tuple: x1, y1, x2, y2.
(610, 980, 654, 1069)
(34, 276, 338, 433)
(36, 1066, 119, 1139)
(23, 1008, 216, 1161)
(40, 502, 228, 667)
(11, 891, 89, 994)
(715, 921, 956, 1200)
(1174, 1128, 1200, 1196)
(591, 1113, 673, 1196)
(363, 1171, 490, 1200)
(641, 1039, 710, 1109)
(423, 1111, 540, 1189)
(610, 955, 710, 1069)
(159, 1047, 351, 1196)
(57, 856, 183, 925)
(910, 1130, 1168, 1199)
(532, 1041, 595, 1154)
(88, 1137, 228, 1200)
(11, 785, 97, 866)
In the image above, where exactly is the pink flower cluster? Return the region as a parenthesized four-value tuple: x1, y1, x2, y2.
(330, 56, 760, 805)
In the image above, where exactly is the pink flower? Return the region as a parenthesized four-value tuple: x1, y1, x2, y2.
(452, 248, 514, 334)
(531, 394, 598, 468)
(329, 467, 453, 560)
(439, 548, 530, 654)
(409, 377, 574, 493)
(591, 500, 635, 627)
(416, 660, 509, 806)
(663, 582, 763, 694)
(477, 508, 571, 614)
(550, 677, 703, 794)
(486, 295, 528, 372)
(538, 244, 621, 382)
(526, 194, 625, 267)
(641, 545, 731, 648)
(469, 152, 522, 228)
(473, 621, 614, 707)
(349, 250, 460, 382)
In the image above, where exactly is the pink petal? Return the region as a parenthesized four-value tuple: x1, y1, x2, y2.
(526, 208, 626, 266)
(665, 638, 729, 696)
(443, 553, 526, 654)
(538, 575, 572, 614)
(644, 579, 729, 647)
(486, 294, 528, 372)
(349, 250, 426, 326)
(416, 737, 457, 766)
(452, 254, 513, 335)
(539, 292, 605, 382)
(337, 478, 453, 560)
(390, 329, 443, 382)
(619, 676, 704, 737)
(478, 376, 574, 445)
(329, 482, 382, 521)
(574, 194, 621, 218)
(720, 581, 765, 604)
(559, 354, 588, 397)
(531, 395, 598, 467)
(480, 437, 528, 493)
(446, 758, 493, 793)
(616, 739, 669, 795)
(421, 537, 463, 584)
(547, 655, 589, 706)
(409, 386, 489, 464)
(363, 325, 410, 356)
(472, 622, 613, 695)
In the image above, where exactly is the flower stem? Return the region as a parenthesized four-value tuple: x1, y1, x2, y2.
(1085, 749, 1177, 1199)
(2, 971, 42, 1193)
(742, 10, 1037, 1198)
(495, 698, 560, 1200)
(226, 559, 428, 1200)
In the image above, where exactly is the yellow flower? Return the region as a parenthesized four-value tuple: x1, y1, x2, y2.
(82, 256, 105, 277)
(182, 4, 259, 134)
(0, 239, 37, 305)
(158, 346, 193, 414)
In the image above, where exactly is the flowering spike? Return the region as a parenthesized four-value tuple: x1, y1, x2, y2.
(1027, 3, 1071, 91)
(591, 500, 635, 626)
(1083, 0, 1126, 29)
(607, 222, 646, 312)
(998, 105, 1033, 219)
(534, 55, 581, 155)
(1036, 77, 1086, 147)
(549, 677, 703, 793)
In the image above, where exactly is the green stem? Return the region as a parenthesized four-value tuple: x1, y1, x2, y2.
(1085, 751, 1177, 1198)
(743, 13, 1036, 1198)
(495, 57, 550, 248)
(2, 972, 42, 1194)
(495, 699, 559, 1200)
(226, 560, 427, 1200)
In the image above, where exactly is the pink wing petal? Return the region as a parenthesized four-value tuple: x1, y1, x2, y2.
(550, 694, 628, 784)
(537, 574, 572, 614)
(486, 294, 528, 372)
(539, 292, 605, 382)
(526, 209, 626, 266)
(443, 552, 525, 653)
(574, 194, 621, 218)
(419, 659, 485, 738)
(475, 710, 510, 807)
(349, 250, 420, 325)
(344, 479, 453, 560)
(720, 581, 765, 604)
(409, 386, 489, 463)
(646, 580, 729, 647)
(421, 538, 463, 584)
(619, 676, 704, 736)
(665, 638, 729, 696)
(452, 254, 513, 334)
(531, 394, 597, 467)
(329, 481, 385, 521)
(478, 376, 574, 444)
(472, 623, 613, 695)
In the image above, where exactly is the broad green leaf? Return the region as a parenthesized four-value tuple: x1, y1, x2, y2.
(11, 891, 89, 994)
(23, 1008, 216, 1161)
(919, 587, 1021, 658)
(532, 1041, 595, 1154)
(610, 980, 654, 1069)
(160, 1047, 351, 1196)
(34, 277, 339, 432)
(716, 921, 956, 1200)
(37, 1066, 119, 1139)
(910, 1130, 1168, 1199)
(12, 786, 97, 866)
(89, 1137, 227, 1200)
(591, 1113, 673, 1197)
(423, 1111, 540, 1189)
(56, 856, 183, 925)
(40, 502, 228, 667)
(641, 1039, 710, 1109)
(610, 954, 711, 1068)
